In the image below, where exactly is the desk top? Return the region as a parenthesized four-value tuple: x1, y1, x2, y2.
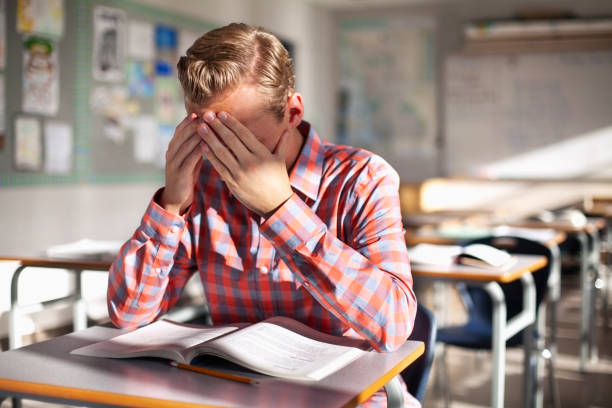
(0, 325, 424, 408)
(411, 254, 547, 283)
(505, 217, 606, 234)
(0, 254, 112, 270)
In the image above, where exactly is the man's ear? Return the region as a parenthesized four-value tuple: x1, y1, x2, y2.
(285, 92, 304, 128)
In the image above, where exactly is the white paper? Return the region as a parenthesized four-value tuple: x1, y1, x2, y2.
(127, 20, 154, 60)
(23, 36, 59, 115)
(130, 115, 157, 163)
(92, 6, 126, 82)
(15, 116, 42, 171)
(43, 120, 72, 174)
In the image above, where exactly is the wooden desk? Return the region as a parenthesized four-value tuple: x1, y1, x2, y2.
(0, 255, 112, 350)
(0, 325, 424, 408)
(411, 254, 547, 408)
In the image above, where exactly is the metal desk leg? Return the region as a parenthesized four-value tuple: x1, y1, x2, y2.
(483, 282, 506, 408)
(9, 266, 28, 350)
(519, 273, 537, 408)
(384, 375, 405, 408)
(587, 229, 601, 364)
(548, 244, 562, 360)
(576, 232, 590, 372)
(72, 269, 87, 332)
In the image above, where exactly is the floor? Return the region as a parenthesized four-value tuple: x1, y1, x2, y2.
(1, 271, 611, 408)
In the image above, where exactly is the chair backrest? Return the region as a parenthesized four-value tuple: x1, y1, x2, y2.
(462, 236, 553, 323)
(400, 303, 437, 403)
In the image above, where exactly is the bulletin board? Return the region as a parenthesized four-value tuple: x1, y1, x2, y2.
(444, 49, 612, 177)
(0, 0, 216, 186)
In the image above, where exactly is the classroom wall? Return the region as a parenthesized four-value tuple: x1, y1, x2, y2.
(0, 0, 336, 254)
(0, 0, 336, 339)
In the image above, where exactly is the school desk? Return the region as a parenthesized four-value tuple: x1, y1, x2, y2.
(0, 254, 112, 350)
(0, 324, 424, 408)
(411, 254, 547, 408)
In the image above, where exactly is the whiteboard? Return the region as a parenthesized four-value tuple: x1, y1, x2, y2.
(444, 50, 612, 178)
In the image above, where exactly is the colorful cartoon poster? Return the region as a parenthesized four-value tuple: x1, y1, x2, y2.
(44, 120, 72, 174)
(155, 24, 177, 76)
(15, 116, 42, 171)
(127, 20, 154, 60)
(126, 60, 153, 98)
(23, 36, 59, 115)
(17, 0, 64, 38)
(155, 77, 181, 125)
(92, 6, 126, 82)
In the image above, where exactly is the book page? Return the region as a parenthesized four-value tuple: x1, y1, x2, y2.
(199, 319, 367, 381)
(71, 320, 239, 363)
(407, 243, 462, 266)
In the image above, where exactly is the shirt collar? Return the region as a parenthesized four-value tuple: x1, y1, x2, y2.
(288, 121, 323, 202)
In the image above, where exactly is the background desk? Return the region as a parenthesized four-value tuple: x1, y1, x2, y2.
(411, 254, 547, 408)
(0, 325, 424, 408)
(505, 218, 606, 371)
(0, 255, 112, 350)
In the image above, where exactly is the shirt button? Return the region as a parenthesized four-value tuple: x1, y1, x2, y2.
(260, 266, 269, 274)
(170, 225, 179, 233)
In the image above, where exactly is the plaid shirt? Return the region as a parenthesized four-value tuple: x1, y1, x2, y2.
(108, 121, 419, 407)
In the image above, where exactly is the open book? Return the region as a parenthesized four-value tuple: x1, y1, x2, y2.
(407, 243, 515, 268)
(71, 316, 369, 381)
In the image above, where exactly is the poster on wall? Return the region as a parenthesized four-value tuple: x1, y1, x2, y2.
(92, 6, 126, 82)
(44, 120, 72, 174)
(0, 0, 6, 69)
(126, 60, 153, 98)
(22, 36, 59, 116)
(0, 74, 4, 149)
(14, 116, 42, 171)
(127, 20, 154, 60)
(155, 77, 181, 125)
(16, 0, 64, 38)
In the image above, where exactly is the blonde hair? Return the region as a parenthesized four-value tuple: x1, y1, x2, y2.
(177, 23, 295, 121)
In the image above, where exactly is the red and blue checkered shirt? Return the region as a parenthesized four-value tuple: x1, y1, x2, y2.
(108, 121, 419, 407)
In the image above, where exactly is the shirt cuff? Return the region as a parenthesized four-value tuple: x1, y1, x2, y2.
(260, 193, 326, 256)
(140, 188, 187, 247)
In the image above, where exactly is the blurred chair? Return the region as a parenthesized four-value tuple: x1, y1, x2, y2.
(436, 236, 560, 408)
(385, 303, 437, 407)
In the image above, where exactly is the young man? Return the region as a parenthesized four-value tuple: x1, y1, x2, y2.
(107, 23, 418, 407)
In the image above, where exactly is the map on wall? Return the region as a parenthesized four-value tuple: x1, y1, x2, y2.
(338, 17, 436, 179)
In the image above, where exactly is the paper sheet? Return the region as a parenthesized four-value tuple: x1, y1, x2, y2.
(131, 115, 157, 163)
(17, 0, 64, 38)
(15, 116, 42, 171)
(44, 120, 72, 174)
(127, 20, 154, 60)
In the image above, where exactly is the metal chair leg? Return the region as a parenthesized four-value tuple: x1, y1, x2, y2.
(542, 348, 561, 408)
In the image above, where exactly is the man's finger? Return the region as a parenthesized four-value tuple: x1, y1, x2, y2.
(170, 133, 202, 170)
(180, 140, 206, 173)
(203, 112, 250, 162)
(218, 111, 268, 156)
(167, 118, 198, 158)
(202, 143, 234, 186)
(199, 124, 240, 176)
